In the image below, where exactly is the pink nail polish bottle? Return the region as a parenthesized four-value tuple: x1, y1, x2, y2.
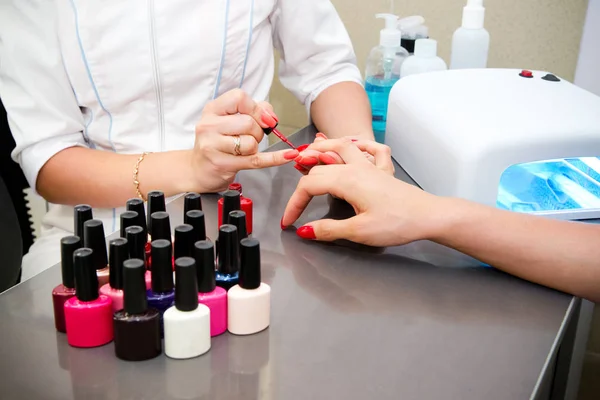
(99, 238, 129, 312)
(64, 248, 114, 348)
(195, 240, 227, 336)
(125, 225, 153, 290)
(52, 236, 82, 333)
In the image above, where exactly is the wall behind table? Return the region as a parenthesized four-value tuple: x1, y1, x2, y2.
(269, 0, 589, 138)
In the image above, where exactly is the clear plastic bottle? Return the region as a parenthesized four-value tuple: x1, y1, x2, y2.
(365, 13, 408, 144)
(400, 39, 447, 77)
(450, 0, 490, 69)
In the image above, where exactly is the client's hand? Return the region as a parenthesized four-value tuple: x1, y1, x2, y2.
(281, 138, 440, 247)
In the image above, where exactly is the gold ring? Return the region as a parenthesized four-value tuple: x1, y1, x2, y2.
(233, 136, 242, 156)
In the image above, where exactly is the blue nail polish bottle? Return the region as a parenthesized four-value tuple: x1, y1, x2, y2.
(215, 224, 240, 290)
(147, 239, 175, 337)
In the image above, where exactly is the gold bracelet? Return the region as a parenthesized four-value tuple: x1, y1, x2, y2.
(133, 152, 150, 201)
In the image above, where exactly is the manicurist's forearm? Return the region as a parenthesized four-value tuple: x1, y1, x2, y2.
(310, 81, 374, 140)
(37, 147, 195, 208)
(432, 198, 600, 302)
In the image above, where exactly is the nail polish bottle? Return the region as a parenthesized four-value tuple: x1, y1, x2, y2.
(99, 238, 128, 312)
(164, 257, 211, 359)
(227, 238, 270, 335)
(185, 210, 207, 243)
(174, 224, 194, 259)
(83, 219, 110, 287)
(126, 198, 150, 261)
(119, 211, 139, 239)
(147, 191, 166, 237)
(125, 225, 152, 290)
(113, 259, 162, 361)
(195, 240, 227, 336)
(228, 210, 248, 242)
(147, 239, 175, 336)
(215, 224, 240, 290)
(64, 248, 114, 347)
(228, 183, 253, 234)
(184, 192, 203, 214)
(74, 204, 93, 240)
(218, 190, 241, 228)
(52, 236, 82, 333)
(150, 211, 172, 242)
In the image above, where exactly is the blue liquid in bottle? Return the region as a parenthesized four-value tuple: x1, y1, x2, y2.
(365, 74, 399, 144)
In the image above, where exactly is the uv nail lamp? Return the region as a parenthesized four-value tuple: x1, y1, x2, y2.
(386, 68, 600, 220)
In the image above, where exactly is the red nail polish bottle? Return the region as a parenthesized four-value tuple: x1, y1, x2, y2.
(64, 248, 114, 348)
(218, 184, 253, 233)
(52, 236, 82, 333)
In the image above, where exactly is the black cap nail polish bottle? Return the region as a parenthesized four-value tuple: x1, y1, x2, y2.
(174, 224, 194, 259)
(126, 198, 148, 239)
(64, 248, 114, 347)
(164, 257, 211, 359)
(113, 259, 162, 361)
(99, 238, 128, 312)
(148, 239, 175, 336)
(74, 205, 93, 240)
(185, 210, 206, 243)
(184, 193, 202, 214)
(119, 211, 139, 239)
(52, 236, 82, 333)
(83, 219, 110, 287)
(147, 191, 166, 236)
(218, 190, 241, 227)
(150, 211, 172, 243)
(227, 238, 271, 335)
(195, 240, 227, 336)
(215, 224, 239, 290)
(126, 225, 152, 290)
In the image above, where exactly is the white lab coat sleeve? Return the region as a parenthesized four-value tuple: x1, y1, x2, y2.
(0, 1, 87, 193)
(271, 0, 363, 117)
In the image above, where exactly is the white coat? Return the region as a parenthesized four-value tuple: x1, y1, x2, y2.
(0, 0, 362, 280)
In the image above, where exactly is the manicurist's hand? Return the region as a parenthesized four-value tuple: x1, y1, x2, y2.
(189, 89, 299, 192)
(281, 138, 439, 246)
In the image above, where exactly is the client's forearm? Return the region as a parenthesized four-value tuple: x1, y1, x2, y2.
(310, 82, 374, 140)
(37, 147, 194, 208)
(431, 197, 600, 302)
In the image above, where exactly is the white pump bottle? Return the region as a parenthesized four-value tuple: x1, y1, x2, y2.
(450, 0, 490, 69)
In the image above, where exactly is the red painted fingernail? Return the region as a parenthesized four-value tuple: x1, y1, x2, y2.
(268, 110, 279, 123)
(296, 144, 310, 152)
(299, 157, 318, 167)
(296, 225, 316, 240)
(261, 112, 277, 129)
(351, 139, 358, 142)
(280, 217, 287, 230)
(283, 150, 300, 160)
(319, 153, 337, 165)
(294, 164, 307, 172)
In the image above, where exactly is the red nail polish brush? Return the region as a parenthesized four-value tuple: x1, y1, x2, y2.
(263, 125, 296, 150)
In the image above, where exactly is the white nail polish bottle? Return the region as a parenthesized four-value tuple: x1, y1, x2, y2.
(227, 238, 271, 335)
(164, 257, 211, 359)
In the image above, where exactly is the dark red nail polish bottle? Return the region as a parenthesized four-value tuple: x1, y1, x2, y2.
(113, 259, 162, 361)
(52, 236, 82, 333)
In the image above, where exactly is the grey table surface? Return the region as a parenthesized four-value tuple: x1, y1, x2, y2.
(0, 126, 575, 400)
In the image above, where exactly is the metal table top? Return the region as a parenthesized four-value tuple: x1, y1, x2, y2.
(0, 126, 574, 400)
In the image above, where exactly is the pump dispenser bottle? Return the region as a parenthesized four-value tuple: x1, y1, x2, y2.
(365, 13, 408, 144)
(113, 259, 162, 361)
(99, 238, 129, 312)
(164, 257, 211, 359)
(400, 39, 447, 77)
(450, 0, 489, 69)
(52, 236, 82, 333)
(195, 240, 227, 336)
(228, 238, 270, 335)
(398, 16, 429, 54)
